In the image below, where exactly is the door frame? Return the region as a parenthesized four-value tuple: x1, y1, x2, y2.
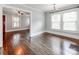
(2, 5, 32, 34)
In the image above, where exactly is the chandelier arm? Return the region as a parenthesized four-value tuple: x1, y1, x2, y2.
(53, 4, 56, 11)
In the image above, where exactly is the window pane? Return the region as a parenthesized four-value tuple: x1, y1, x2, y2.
(13, 17, 19, 22)
(13, 23, 17, 28)
(13, 23, 19, 28)
(63, 22, 76, 31)
(63, 12, 77, 31)
(51, 14, 61, 29)
(16, 23, 19, 27)
(12, 16, 20, 28)
(52, 22, 60, 29)
(26, 17, 30, 26)
(51, 14, 61, 22)
(63, 12, 77, 22)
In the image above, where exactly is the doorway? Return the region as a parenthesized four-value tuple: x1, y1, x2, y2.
(3, 7, 31, 55)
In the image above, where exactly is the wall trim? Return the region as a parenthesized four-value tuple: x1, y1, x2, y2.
(31, 31, 44, 37)
(6, 28, 29, 32)
(45, 31, 79, 40)
(30, 30, 79, 40)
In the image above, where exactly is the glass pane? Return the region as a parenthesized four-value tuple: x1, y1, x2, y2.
(63, 12, 77, 22)
(13, 17, 19, 22)
(26, 17, 29, 26)
(52, 22, 60, 29)
(12, 16, 20, 28)
(16, 23, 19, 27)
(63, 22, 76, 31)
(13, 23, 17, 27)
(51, 14, 61, 22)
(13, 23, 19, 28)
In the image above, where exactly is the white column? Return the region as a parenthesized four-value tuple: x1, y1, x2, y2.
(0, 6, 2, 47)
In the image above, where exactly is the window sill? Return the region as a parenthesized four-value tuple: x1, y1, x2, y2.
(51, 29, 79, 35)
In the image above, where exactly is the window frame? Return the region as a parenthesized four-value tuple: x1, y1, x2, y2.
(51, 8, 78, 33)
(63, 11, 77, 31)
(51, 13, 61, 30)
(12, 16, 20, 28)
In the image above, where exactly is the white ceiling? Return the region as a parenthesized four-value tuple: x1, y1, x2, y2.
(3, 7, 30, 15)
(3, 4, 79, 13)
(25, 4, 79, 12)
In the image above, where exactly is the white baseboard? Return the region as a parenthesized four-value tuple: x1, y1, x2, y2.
(31, 31, 44, 37)
(6, 28, 29, 32)
(5, 29, 79, 40)
(46, 31, 79, 40)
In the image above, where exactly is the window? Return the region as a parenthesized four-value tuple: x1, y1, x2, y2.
(26, 16, 30, 26)
(63, 12, 77, 31)
(12, 16, 20, 28)
(51, 14, 61, 29)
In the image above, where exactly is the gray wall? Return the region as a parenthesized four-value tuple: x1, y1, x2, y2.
(45, 8, 79, 39)
(31, 11, 45, 36)
(0, 6, 2, 47)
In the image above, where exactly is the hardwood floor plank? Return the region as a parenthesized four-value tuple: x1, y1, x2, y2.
(3, 30, 35, 55)
(3, 30, 79, 55)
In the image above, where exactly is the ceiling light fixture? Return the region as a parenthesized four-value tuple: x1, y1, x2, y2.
(17, 10, 24, 16)
(49, 4, 56, 13)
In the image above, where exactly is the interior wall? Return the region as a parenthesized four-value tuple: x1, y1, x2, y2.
(31, 11, 45, 36)
(0, 6, 2, 47)
(45, 8, 79, 39)
(5, 14, 12, 31)
(4, 4, 45, 36)
(3, 13, 30, 32)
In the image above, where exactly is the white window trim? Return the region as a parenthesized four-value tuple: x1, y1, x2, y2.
(51, 8, 79, 33)
(51, 13, 61, 30)
(12, 16, 20, 28)
(63, 11, 77, 31)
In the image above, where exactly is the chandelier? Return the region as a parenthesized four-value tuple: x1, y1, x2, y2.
(49, 4, 56, 13)
(17, 10, 24, 16)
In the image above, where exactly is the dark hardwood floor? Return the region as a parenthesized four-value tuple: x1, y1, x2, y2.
(3, 30, 35, 55)
(3, 30, 79, 55)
